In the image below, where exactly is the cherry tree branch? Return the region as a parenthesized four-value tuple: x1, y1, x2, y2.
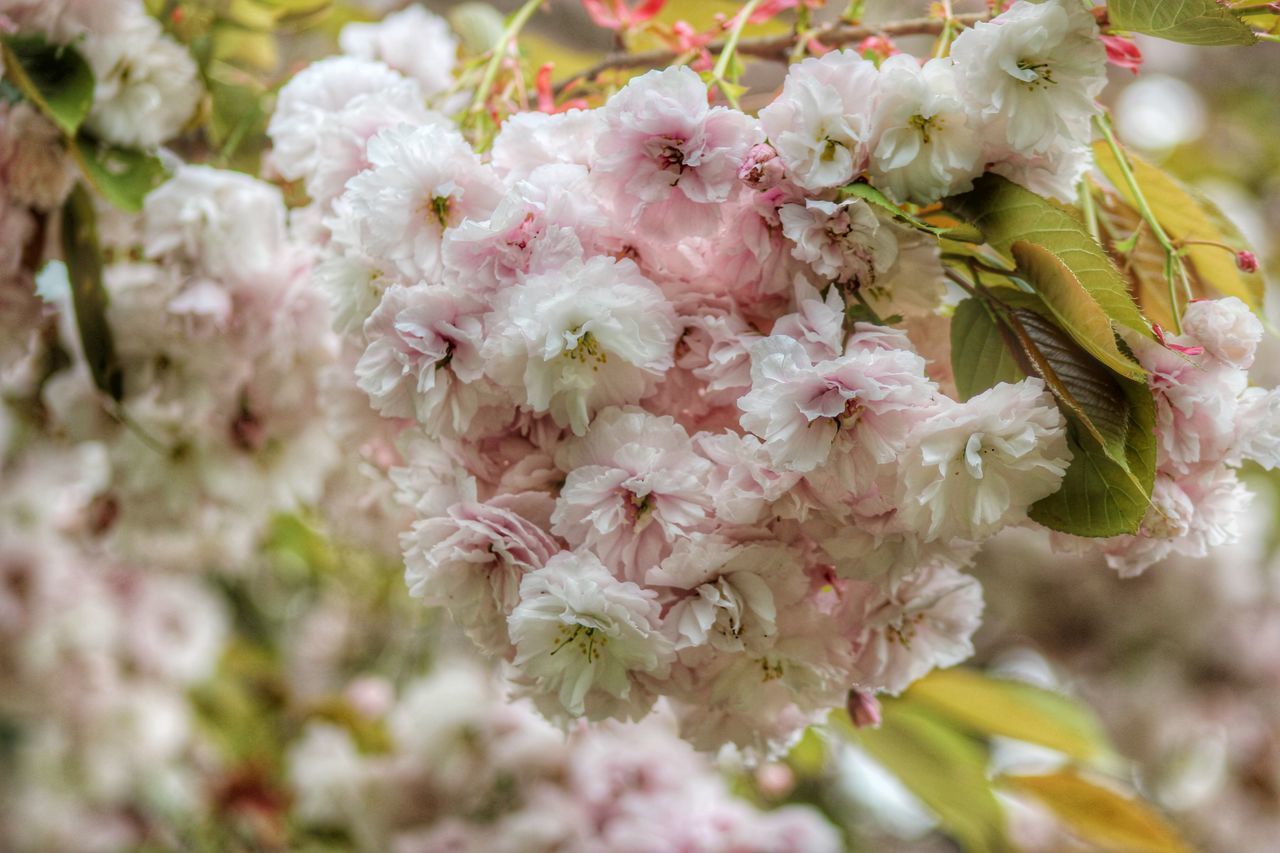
(554, 10, 991, 95)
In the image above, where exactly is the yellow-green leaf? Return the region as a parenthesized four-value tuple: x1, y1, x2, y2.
(1002, 770, 1192, 853)
(1108, 0, 1258, 46)
(946, 174, 1151, 339)
(834, 701, 1010, 853)
(906, 669, 1113, 765)
(1012, 241, 1145, 382)
(1093, 140, 1265, 314)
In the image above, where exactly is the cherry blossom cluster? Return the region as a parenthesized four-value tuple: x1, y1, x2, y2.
(0, 433, 229, 850)
(287, 663, 840, 852)
(1055, 297, 1280, 576)
(264, 1, 1131, 758)
(37, 165, 339, 568)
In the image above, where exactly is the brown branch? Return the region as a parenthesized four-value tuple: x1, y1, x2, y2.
(554, 11, 991, 96)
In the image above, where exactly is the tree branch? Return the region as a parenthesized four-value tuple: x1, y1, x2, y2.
(554, 11, 991, 96)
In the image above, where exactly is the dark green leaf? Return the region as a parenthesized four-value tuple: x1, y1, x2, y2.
(833, 701, 1010, 853)
(945, 175, 1150, 339)
(1009, 305, 1133, 469)
(61, 184, 123, 400)
(1108, 0, 1258, 46)
(950, 298, 1025, 401)
(70, 135, 169, 213)
(0, 34, 94, 135)
(1029, 362, 1156, 538)
(842, 181, 984, 243)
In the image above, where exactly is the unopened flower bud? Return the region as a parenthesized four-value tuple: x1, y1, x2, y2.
(1237, 251, 1259, 274)
(739, 143, 785, 189)
(755, 762, 796, 797)
(846, 688, 882, 729)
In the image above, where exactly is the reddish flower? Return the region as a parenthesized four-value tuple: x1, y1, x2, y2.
(1153, 323, 1206, 357)
(580, 0, 665, 31)
(856, 35, 899, 61)
(1237, 250, 1260, 273)
(535, 63, 588, 114)
(1101, 34, 1143, 74)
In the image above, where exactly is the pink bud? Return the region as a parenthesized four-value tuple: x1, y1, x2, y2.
(739, 143, 786, 189)
(755, 763, 796, 796)
(1101, 35, 1143, 74)
(1237, 250, 1259, 273)
(846, 688, 882, 729)
(345, 676, 395, 719)
(856, 35, 899, 61)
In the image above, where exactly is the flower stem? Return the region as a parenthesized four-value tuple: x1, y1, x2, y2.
(1095, 113, 1187, 333)
(467, 0, 543, 121)
(712, 0, 767, 108)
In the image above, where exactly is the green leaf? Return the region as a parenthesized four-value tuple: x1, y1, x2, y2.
(1001, 770, 1192, 853)
(1006, 304, 1134, 470)
(842, 181, 984, 243)
(0, 34, 95, 135)
(834, 701, 1010, 853)
(1011, 241, 1144, 382)
(1108, 0, 1258, 46)
(1093, 140, 1265, 314)
(61, 184, 123, 400)
(70, 135, 169, 213)
(906, 669, 1114, 765)
(1028, 359, 1156, 538)
(946, 175, 1150, 339)
(950, 298, 1026, 401)
(208, 76, 268, 169)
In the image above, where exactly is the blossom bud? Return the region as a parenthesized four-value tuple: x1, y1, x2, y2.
(345, 676, 395, 718)
(755, 763, 796, 797)
(846, 688, 882, 729)
(1237, 250, 1259, 273)
(738, 143, 785, 189)
(1100, 35, 1142, 74)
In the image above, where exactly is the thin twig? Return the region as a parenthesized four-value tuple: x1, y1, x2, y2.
(554, 11, 990, 95)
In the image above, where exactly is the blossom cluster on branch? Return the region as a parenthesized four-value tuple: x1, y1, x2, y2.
(255, 0, 1280, 760)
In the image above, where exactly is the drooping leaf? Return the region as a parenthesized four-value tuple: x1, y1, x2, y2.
(0, 34, 94, 135)
(945, 174, 1150, 338)
(966, 291, 1156, 537)
(60, 184, 123, 400)
(70, 135, 169, 213)
(833, 701, 1009, 853)
(950, 298, 1026, 400)
(1093, 140, 1265, 313)
(842, 181, 984, 243)
(1006, 304, 1133, 470)
(1028, 358, 1156, 538)
(1108, 0, 1258, 46)
(1011, 241, 1144, 382)
(1001, 770, 1192, 853)
(906, 669, 1114, 765)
